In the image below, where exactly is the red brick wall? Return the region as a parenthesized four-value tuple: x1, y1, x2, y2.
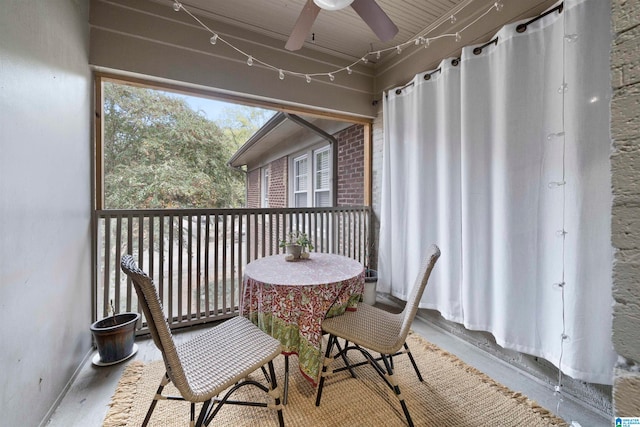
(246, 168, 261, 208)
(336, 124, 365, 206)
(268, 157, 287, 208)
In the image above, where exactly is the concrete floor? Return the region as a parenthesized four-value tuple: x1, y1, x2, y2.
(45, 301, 611, 427)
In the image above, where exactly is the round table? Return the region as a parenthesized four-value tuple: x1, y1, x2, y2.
(241, 253, 365, 401)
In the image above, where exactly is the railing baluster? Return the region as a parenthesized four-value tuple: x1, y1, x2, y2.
(237, 213, 244, 311)
(102, 215, 111, 319)
(158, 214, 165, 311)
(149, 214, 154, 303)
(230, 213, 236, 313)
(187, 215, 193, 323)
(204, 214, 210, 318)
(177, 213, 183, 325)
(196, 214, 202, 320)
(168, 214, 174, 324)
(222, 213, 228, 314)
(214, 213, 219, 316)
(115, 215, 122, 313)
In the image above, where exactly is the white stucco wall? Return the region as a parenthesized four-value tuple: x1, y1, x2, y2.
(0, 1, 92, 425)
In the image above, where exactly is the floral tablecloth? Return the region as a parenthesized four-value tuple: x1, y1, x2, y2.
(241, 253, 365, 385)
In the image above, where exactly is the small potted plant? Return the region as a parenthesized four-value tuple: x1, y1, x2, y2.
(90, 300, 140, 366)
(279, 231, 314, 260)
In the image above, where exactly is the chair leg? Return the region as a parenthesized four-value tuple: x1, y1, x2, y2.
(404, 342, 423, 382)
(195, 400, 211, 427)
(381, 354, 414, 427)
(142, 373, 169, 427)
(283, 354, 289, 405)
(261, 365, 271, 384)
(315, 334, 337, 407)
(267, 360, 285, 427)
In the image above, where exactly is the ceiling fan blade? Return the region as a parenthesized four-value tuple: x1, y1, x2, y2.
(350, 0, 398, 42)
(285, 0, 321, 51)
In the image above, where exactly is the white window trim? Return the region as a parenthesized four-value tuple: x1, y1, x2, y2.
(289, 144, 332, 208)
(261, 167, 270, 208)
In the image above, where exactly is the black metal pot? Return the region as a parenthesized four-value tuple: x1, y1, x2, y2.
(90, 312, 140, 364)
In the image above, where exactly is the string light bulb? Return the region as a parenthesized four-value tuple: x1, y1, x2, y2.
(564, 34, 579, 43)
(209, 34, 218, 45)
(279, 69, 285, 80)
(376, 51, 381, 59)
(346, 66, 352, 75)
(396, 46, 402, 54)
(306, 74, 311, 83)
(362, 57, 368, 64)
(328, 73, 335, 81)
(450, 14, 457, 24)
(494, 1, 504, 12)
(455, 32, 461, 42)
(247, 56, 253, 66)
(173, 1, 181, 11)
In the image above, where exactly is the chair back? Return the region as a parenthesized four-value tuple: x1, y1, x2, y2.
(398, 245, 440, 343)
(120, 255, 190, 395)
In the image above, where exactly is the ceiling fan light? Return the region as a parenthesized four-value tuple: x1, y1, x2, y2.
(313, 0, 354, 11)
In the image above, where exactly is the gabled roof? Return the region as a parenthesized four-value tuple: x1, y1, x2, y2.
(228, 112, 350, 169)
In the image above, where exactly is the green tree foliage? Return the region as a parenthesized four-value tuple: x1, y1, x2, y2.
(218, 105, 273, 147)
(103, 83, 250, 209)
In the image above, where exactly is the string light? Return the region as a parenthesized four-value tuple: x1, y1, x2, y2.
(555, 6, 570, 418)
(170, 0, 508, 84)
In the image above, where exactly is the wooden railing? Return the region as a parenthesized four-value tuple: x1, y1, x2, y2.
(93, 206, 371, 333)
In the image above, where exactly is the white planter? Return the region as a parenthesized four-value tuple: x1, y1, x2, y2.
(286, 244, 302, 259)
(363, 269, 377, 305)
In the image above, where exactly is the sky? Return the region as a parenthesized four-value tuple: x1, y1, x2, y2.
(161, 90, 273, 126)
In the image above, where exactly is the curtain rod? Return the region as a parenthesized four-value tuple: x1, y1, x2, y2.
(380, 2, 564, 100)
(517, 3, 564, 33)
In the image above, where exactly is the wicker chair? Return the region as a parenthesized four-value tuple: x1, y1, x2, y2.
(315, 244, 440, 427)
(120, 255, 284, 427)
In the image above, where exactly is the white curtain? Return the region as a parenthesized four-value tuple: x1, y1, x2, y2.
(379, 0, 615, 385)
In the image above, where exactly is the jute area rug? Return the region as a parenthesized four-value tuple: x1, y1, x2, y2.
(103, 332, 567, 426)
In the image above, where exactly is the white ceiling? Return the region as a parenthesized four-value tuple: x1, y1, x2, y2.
(167, 0, 467, 61)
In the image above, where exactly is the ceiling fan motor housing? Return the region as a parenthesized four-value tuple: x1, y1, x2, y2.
(313, 0, 354, 11)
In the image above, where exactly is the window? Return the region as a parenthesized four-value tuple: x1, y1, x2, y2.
(290, 145, 332, 207)
(293, 155, 308, 207)
(314, 147, 331, 207)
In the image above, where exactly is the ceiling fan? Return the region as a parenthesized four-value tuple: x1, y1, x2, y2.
(285, 0, 398, 51)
